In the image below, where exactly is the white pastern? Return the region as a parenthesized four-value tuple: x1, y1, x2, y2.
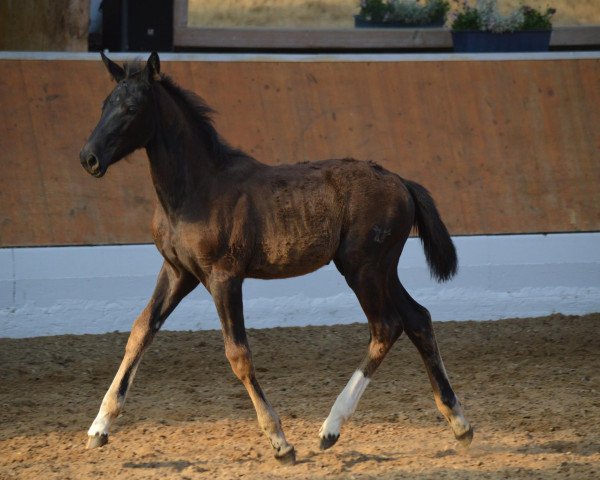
(87, 411, 112, 437)
(319, 370, 370, 438)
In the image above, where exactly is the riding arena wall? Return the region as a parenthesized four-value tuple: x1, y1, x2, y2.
(1, 52, 599, 336)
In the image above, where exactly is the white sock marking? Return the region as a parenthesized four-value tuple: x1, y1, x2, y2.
(88, 363, 140, 438)
(320, 370, 370, 438)
(88, 410, 112, 437)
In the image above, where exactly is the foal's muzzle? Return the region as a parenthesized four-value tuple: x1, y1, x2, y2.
(79, 149, 106, 178)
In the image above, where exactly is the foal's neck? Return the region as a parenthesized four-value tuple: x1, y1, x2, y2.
(145, 82, 218, 215)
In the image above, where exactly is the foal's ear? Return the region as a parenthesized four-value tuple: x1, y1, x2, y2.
(100, 51, 126, 82)
(145, 51, 161, 82)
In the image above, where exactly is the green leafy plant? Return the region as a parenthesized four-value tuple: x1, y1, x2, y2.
(450, 0, 556, 32)
(521, 5, 556, 30)
(358, 0, 450, 26)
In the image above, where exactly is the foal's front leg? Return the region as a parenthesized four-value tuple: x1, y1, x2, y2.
(87, 262, 197, 448)
(210, 272, 296, 464)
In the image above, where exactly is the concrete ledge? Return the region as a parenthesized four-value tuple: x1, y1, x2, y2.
(1, 233, 598, 338)
(1, 51, 599, 62)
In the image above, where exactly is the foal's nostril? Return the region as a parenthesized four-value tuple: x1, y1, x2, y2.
(87, 154, 99, 170)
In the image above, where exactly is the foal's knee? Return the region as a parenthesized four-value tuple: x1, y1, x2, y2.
(361, 320, 402, 376)
(225, 343, 254, 381)
(370, 321, 402, 355)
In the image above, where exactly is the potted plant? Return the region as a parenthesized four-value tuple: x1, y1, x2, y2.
(450, 0, 556, 52)
(355, 0, 450, 28)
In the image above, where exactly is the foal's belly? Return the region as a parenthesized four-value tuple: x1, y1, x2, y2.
(246, 176, 343, 279)
(247, 210, 341, 279)
(248, 230, 338, 279)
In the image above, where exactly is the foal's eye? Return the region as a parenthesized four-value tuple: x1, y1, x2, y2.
(126, 105, 137, 114)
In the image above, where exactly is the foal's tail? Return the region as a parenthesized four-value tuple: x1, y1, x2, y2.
(402, 179, 458, 282)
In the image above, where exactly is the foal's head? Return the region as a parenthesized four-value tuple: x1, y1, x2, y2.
(80, 52, 161, 177)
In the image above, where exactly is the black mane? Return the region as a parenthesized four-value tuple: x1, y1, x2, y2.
(156, 74, 247, 163)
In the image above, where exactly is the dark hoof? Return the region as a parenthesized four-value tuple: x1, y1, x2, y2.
(455, 426, 474, 448)
(275, 445, 296, 465)
(319, 433, 340, 450)
(86, 433, 108, 449)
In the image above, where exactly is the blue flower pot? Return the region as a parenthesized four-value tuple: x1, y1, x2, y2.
(452, 30, 552, 52)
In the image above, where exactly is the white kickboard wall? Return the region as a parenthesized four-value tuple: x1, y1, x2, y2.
(1, 233, 599, 338)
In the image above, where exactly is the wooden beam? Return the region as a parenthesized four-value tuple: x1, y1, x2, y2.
(173, 0, 188, 29)
(174, 26, 454, 50)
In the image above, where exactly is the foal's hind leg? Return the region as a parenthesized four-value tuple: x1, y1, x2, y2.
(209, 272, 296, 464)
(391, 278, 473, 447)
(87, 262, 197, 448)
(319, 264, 402, 449)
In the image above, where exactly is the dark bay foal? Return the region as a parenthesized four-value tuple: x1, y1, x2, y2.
(80, 52, 473, 464)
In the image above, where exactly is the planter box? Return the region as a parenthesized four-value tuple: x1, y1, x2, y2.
(452, 30, 552, 52)
(354, 15, 444, 29)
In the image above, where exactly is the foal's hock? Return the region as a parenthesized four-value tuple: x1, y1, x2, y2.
(80, 52, 473, 464)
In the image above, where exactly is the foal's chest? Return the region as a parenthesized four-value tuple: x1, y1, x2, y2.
(151, 210, 235, 280)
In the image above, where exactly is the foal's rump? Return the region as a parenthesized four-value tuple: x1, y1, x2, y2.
(318, 159, 457, 284)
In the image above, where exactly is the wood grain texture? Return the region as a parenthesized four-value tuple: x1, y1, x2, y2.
(1, 58, 598, 246)
(0, 0, 89, 52)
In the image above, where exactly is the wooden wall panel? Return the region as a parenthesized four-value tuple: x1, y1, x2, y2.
(0, 0, 88, 52)
(0, 60, 153, 246)
(0, 58, 598, 246)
